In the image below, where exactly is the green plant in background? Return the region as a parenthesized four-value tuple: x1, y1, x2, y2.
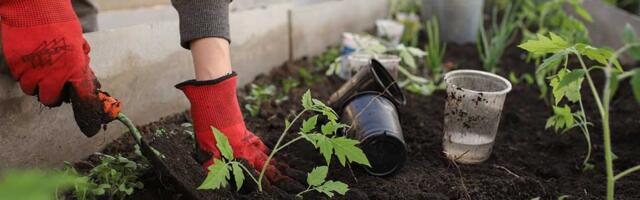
(508, 71, 535, 85)
(424, 17, 447, 83)
(519, 27, 640, 199)
(275, 77, 300, 104)
(515, 0, 593, 99)
(86, 153, 145, 200)
(199, 90, 370, 198)
(0, 169, 88, 200)
(388, 0, 421, 18)
(314, 47, 340, 70)
(397, 13, 422, 47)
(244, 84, 276, 117)
(478, 4, 519, 73)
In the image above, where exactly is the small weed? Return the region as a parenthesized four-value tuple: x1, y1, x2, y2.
(478, 4, 519, 73)
(244, 84, 276, 117)
(154, 128, 168, 138)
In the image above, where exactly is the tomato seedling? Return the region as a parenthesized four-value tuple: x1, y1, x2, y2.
(519, 27, 640, 199)
(198, 90, 370, 198)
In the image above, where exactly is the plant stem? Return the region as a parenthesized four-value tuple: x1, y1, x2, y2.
(614, 165, 640, 181)
(576, 53, 614, 200)
(257, 109, 309, 191)
(275, 136, 305, 152)
(231, 161, 260, 185)
(116, 113, 164, 159)
(577, 98, 593, 168)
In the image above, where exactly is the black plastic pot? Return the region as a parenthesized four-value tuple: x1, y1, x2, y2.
(340, 94, 407, 176)
(328, 59, 406, 111)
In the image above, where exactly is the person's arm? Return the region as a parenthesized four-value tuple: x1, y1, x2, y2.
(171, 0, 232, 80)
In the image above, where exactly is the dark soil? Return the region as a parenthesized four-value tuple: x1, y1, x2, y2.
(80, 43, 640, 200)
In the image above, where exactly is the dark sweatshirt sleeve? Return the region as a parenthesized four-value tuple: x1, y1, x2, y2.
(171, 0, 231, 49)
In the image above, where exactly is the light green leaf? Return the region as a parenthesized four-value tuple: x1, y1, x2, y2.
(558, 69, 585, 89)
(573, 5, 592, 22)
(316, 180, 349, 197)
(306, 133, 333, 164)
(321, 121, 348, 136)
(400, 50, 417, 69)
(623, 23, 638, 45)
(307, 166, 328, 187)
(547, 105, 575, 132)
(301, 115, 319, 134)
(231, 162, 244, 191)
(608, 72, 620, 101)
(406, 47, 427, 57)
(550, 69, 583, 105)
(302, 90, 313, 109)
(198, 159, 230, 190)
(518, 33, 570, 55)
(575, 44, 620, 70)
(211, 127, 233, 160)
(331, 137, 371, 167)
(631, 69, 640, 104)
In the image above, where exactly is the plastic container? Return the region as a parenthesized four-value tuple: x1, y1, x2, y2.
(340, 94, 406, 176)
(376, 19, 404, 46)
(442, 70, 512, 164)
(342, 53, 400, 80)
(421, 0, 484, 44)
(328, 59, 406, 111)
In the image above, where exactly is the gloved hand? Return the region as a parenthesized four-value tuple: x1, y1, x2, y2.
(176, 72, 304, 193)
(0, 0, 121, 136)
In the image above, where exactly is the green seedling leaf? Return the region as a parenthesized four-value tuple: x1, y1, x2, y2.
(316, 180, 349, 197)
(198, 159, 230, 190)
(231, 162, 245, 191)
(632, 69, 640, 103)
(211, 127, 233, 160)
(558, 69, 585, 88)
(550, 69, 583, 105)
(321, 121, 348, 136)
(331, 137, 371, 167)
(407, 46, 427, 57)
(546, 105, 575, 132)
(582, 162, 595, 172)
(301, 115, 319, 134)
(302, 90, 313, 110)
(536, 51, 566, 75)
(518, 33, 569, 55)
(572, 4, 592, 22)
(306, 133, 333, 164)
(608, 72, 620, 101)
(575, 44, 621, 71)
(400, 49, 417, 69)
(623, 24, 640, 60)
(307, 166, 328, 186)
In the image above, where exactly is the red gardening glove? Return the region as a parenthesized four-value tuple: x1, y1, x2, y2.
(176, 72, 303, 192)
(0, 0, 121, 136)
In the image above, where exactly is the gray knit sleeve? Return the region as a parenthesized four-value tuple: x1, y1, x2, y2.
(171, 0, 232, 49)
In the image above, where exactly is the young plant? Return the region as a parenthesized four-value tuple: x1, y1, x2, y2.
(244, 84, 276, 117)
(275, 77, 300, 104)
(199, 90, 370, 198)
(508, 71, 535, 86)
(87, 153, 145, 200)
(516, 0, 593, 99)
(519, 28, 640, 199)
(296, 166, 348, 198)
(314, 47, 340, 70)
(477, 4, 519, 73)
(424, 17, 447, 83)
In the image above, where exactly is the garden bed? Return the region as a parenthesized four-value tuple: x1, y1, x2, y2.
(78, 43, 640, 200)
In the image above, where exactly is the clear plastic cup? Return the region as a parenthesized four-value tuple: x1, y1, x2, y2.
(442, 70, 512, 164)
(375, 54, 400, 78)
(341, 53, 400, 80)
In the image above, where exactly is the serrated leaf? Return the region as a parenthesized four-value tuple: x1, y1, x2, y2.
(307, 166, 328, 186)
(231, 162, 244, 191)
(301, 115, 319, 133)
(547, 105, 575, 132)
(551, 69, 583, 105)
(558, 69, 585, 88)
(302, 90, 313, 109)
(331, 137, 371, 167)
(306, 133, 334, 164)
(321, 121, 348, 135)
(316, 180, 349, 197)
(631, 69, 640, 104)
(211, 127, 233, 160)
(198, 159, 230, 190)
(575, 44, 620, 70)
(536, 51, 566, 75)
(518, 33, 569, 55)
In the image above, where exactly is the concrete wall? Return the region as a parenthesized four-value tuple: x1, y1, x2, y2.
(0, 0, 388, 168)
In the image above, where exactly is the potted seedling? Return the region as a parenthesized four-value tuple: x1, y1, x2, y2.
(442, 70, 512, 164)
(421, 0, 485, 44)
